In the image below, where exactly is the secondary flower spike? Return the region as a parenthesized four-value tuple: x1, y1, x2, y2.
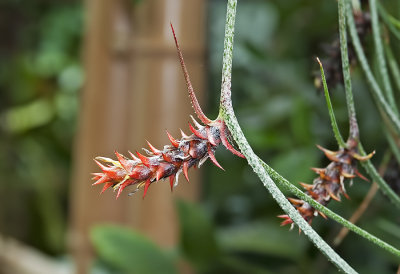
(92, 24, 244, 199)
(278, 137, 374, 229)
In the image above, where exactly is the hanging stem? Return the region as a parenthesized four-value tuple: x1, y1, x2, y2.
(218, 0, 356, 272)
(370, 0, 397, 113)
(346, 0, 400, 136)
(338, 0, 359, 139)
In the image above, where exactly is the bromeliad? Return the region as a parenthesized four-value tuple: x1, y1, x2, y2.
(92, 24, 244, 199)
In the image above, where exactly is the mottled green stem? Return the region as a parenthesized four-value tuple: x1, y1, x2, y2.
(218, 0, 356, 273)
(338, 0, 360, 140)
(378, 4, 400, 41)
(370, 0, 397, 113)
(346, 0, 400, 136)
(385, 45, 400, 93)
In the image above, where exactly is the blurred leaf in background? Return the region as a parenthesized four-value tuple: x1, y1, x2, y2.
(90, 225, 177, 274)
(0, 0, 82, 255)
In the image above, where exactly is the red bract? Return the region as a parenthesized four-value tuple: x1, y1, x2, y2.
(278, 137, 374, 230)
(92, 24, 244, 199)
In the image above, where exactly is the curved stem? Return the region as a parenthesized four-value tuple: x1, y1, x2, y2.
(370, 0, 397, 113)
(346, 0, 400, 136)
(338, 0, 359, 139)
(218, 1, 356, 273)
(260, 159, 400, 259)
(333, 151, 391, 246)
(317, 58, 346, 148)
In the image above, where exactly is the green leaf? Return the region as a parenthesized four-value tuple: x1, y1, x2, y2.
(176, 199, 219, 265)
(218, 221, 306, 260)
(90, 225, 177, 274)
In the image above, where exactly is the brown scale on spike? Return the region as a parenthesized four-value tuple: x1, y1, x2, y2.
(92, 24, 244, 199)
(278, 137, 374, 230)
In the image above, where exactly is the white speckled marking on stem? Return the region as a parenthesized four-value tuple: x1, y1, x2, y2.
(218, 0, 356, 273)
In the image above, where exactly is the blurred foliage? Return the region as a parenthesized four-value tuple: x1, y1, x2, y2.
(1, 0, 400, 273)
(90, 225, 177, 274)
(0, 0, 82, 254)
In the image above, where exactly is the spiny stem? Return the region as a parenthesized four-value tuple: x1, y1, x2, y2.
(218, 0, 356, 273)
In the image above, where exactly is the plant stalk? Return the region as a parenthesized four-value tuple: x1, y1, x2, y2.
(218, 0, 357, 273)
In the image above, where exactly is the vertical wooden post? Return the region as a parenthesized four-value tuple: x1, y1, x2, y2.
(69, 0, 206, 273)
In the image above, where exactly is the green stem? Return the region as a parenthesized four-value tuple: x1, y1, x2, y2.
(385, 129, 400, 165)
(218, 0, 356, 273)
(358, 143, 400, 208)
(317, 58, 346, 147)
(378, 3, 400, 41)
(338, 0, 359, 140)
(344, 0, 400, 208)
(370, 0, 397, 113)
(346, 0, 400, 136)
(384, 44, 400, 93)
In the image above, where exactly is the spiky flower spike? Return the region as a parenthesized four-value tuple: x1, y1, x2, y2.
(92, 24, 244, 199)
(278, 136, 374, 230)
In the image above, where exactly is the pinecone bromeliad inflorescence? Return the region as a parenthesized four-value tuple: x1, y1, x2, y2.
(92, 24, 244, 199)
(278, 137, 374, 230)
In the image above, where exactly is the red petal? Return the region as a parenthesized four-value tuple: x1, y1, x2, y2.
(162, 153, 173, 163)
(166, 130, 179, 148)
(219, 121, 245, 158)
(169, 175, 175, 191)
(207, 143, 224, 171)
(182, 161, 190, 182)
(143, 179, 151, 199)
(92, 175, 109, 185)
(205, 126, 218, 146)
(115, 151, 133, 171)
(136, 151, 151, 168)
(128, 151, 140, 161)
(146, 141, 161, 155)
(188, 122, 207, 139)
(101, 182, 114, 194)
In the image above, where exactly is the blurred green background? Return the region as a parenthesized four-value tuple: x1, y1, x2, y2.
(0, 0, 399, 273)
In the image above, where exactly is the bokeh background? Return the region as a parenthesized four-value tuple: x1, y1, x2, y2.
(0, 0, 399, 273)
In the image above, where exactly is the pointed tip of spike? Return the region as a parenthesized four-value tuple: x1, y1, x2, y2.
(169, 175, 175, 192)
(170, 22, 213, 126)
(146, 140, 161, 155)
(128, 151, 140, 161)
(166, 130, 179, 147)
(180, 128, 189, 138)
(188, 122, 207, 139)
(218, 121, 245, 158)
(207, 143, 225, 171)
(182, 161, 190, 182)
(136, 151, 151, 167)
(142, 179, 151, 199)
